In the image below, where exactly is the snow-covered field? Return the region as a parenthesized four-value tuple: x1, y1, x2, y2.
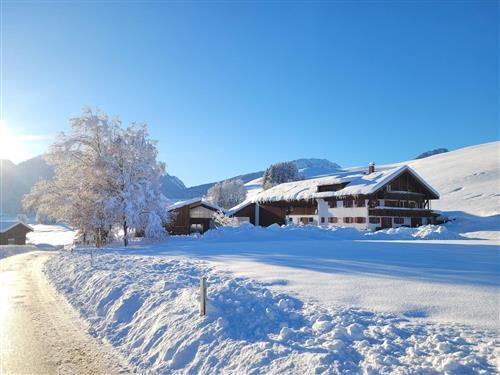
(0, 224, 77, 259)
(46, 244, 498, 374)
(44, 222, 499, 373)
(27, 224, 77, 247)
(34, 141, 500, 373)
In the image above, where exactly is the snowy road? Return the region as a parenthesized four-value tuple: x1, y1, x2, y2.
(0, 251, 126, 374)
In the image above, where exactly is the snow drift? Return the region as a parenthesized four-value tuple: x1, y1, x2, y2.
(45, 250, 498, 374)
(199, 223, 464, 242)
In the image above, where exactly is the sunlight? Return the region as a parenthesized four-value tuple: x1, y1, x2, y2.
(0, 121, 28, 162)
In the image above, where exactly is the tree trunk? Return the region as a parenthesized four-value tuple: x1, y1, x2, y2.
(123, 219, 128, 247)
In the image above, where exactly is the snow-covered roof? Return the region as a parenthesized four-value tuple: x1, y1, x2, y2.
(167, 198, 222, 212)
(0, 221, 34, 233)
(229, 165, 439, 213)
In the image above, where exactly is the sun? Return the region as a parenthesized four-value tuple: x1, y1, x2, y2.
(0, 121, 29, 162)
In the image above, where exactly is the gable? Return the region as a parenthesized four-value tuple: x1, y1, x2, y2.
(0, 221, 33, 233)
(375, 169, 439, 199)
(190, 205, 217, 219)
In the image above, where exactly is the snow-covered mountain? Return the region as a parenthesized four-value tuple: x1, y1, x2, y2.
(0, 156, 54, 216)
(405, 142, 499, 217)
(0, 157, 341, 214)
(162, 158, 341, 200)
(1, 143, 498, 218)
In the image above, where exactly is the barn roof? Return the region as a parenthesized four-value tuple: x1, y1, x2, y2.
(229, 165, 439, 214)
(167, 198, 222, 212)
(0, 221, 34, 233)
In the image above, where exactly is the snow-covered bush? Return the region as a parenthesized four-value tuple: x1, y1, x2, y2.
(262, 161, 301, 190)
(23, 108, 170, 247)
(213, 210, 239, 227)
(206, 179, 246, 209)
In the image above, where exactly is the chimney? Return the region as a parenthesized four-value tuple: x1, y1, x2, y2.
(368, 162, 375, 174)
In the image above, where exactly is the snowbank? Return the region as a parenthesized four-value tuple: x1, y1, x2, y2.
(201, 223, 464, 242)
(0, 245, 38, 259)
(45, 250, 497, 374)
(365, 225, 464, 240)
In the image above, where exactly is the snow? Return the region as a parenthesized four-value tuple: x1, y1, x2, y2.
(27, 224, 77, 247)
(200, 222, 463, 241)
(238, 141, 498, 218)
(0, 245, 38, 259)
(0, 224, 77, 259)
(405, 141, 499, 217)
(167, 198, 222, 212)
(46, 247, 498, 374)
(37, 141, 500, 373)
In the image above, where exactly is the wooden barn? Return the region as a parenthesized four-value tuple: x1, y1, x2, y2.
(0, 221, 34, 245)
(166, 198, 221, 235)
(229, 199, 317, 226)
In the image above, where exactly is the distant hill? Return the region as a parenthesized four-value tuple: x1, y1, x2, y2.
(415, 148, 448, 159)
(162, 158, 341, 200)
(0, 156, 54, 215)
(0, 156, 341, 214)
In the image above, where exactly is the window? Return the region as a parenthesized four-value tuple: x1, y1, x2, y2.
(343, 200, 353, 208)
(329, 217, 338, 224)
(288, 217, 293, 223)
(409, 201, 416, 208)
(355, 217, 366, 224)
(308, 217, 313, 223)
(343, 217, 354, 224)
(355, 199, 365, 207)
(369, 217, 380, 224)
(328, 200, 337, 208)
(394, 217, 404, 224)
(321, 217, 325, 223)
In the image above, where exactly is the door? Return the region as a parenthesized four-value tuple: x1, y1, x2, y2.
(381, 217, 392, 229)
(411, 218, 422, 227)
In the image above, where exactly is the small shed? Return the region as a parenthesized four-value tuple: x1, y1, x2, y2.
(166, 198, 221, 235)
(0, 221, 34, 245)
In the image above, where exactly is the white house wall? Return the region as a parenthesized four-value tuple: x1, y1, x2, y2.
(317, 199, 369, 230)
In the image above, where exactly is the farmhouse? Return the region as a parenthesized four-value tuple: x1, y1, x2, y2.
(166, 198, 221, 235)
(230, 164, 440, 230)
(0, 221, 34, 245)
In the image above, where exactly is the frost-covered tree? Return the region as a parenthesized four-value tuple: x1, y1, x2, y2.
(103, 122, 170, 245)
(16, 213, 28, 223)
(262, 161, 300, 190)
(23, 108, 170, 247)
(206, 179, 246, 209)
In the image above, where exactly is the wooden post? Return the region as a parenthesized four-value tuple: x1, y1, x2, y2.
(200, 277, 207, 316)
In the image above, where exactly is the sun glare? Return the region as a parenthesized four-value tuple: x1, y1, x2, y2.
(0, 121, 29, 162)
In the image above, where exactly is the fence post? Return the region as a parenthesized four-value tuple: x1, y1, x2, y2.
(200, 277, 207, 316)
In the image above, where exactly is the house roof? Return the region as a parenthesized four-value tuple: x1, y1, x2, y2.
(167, 198, 222, 212)
(0, 221, 34, 233)
(229, 165, 439, 214)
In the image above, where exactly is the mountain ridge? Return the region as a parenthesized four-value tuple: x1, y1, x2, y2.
(0, 156, 341, 214)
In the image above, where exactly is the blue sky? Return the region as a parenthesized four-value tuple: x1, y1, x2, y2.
(1, 1, 498, 186)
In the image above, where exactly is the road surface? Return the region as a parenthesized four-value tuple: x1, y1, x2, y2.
(0, 251, 128, 374)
